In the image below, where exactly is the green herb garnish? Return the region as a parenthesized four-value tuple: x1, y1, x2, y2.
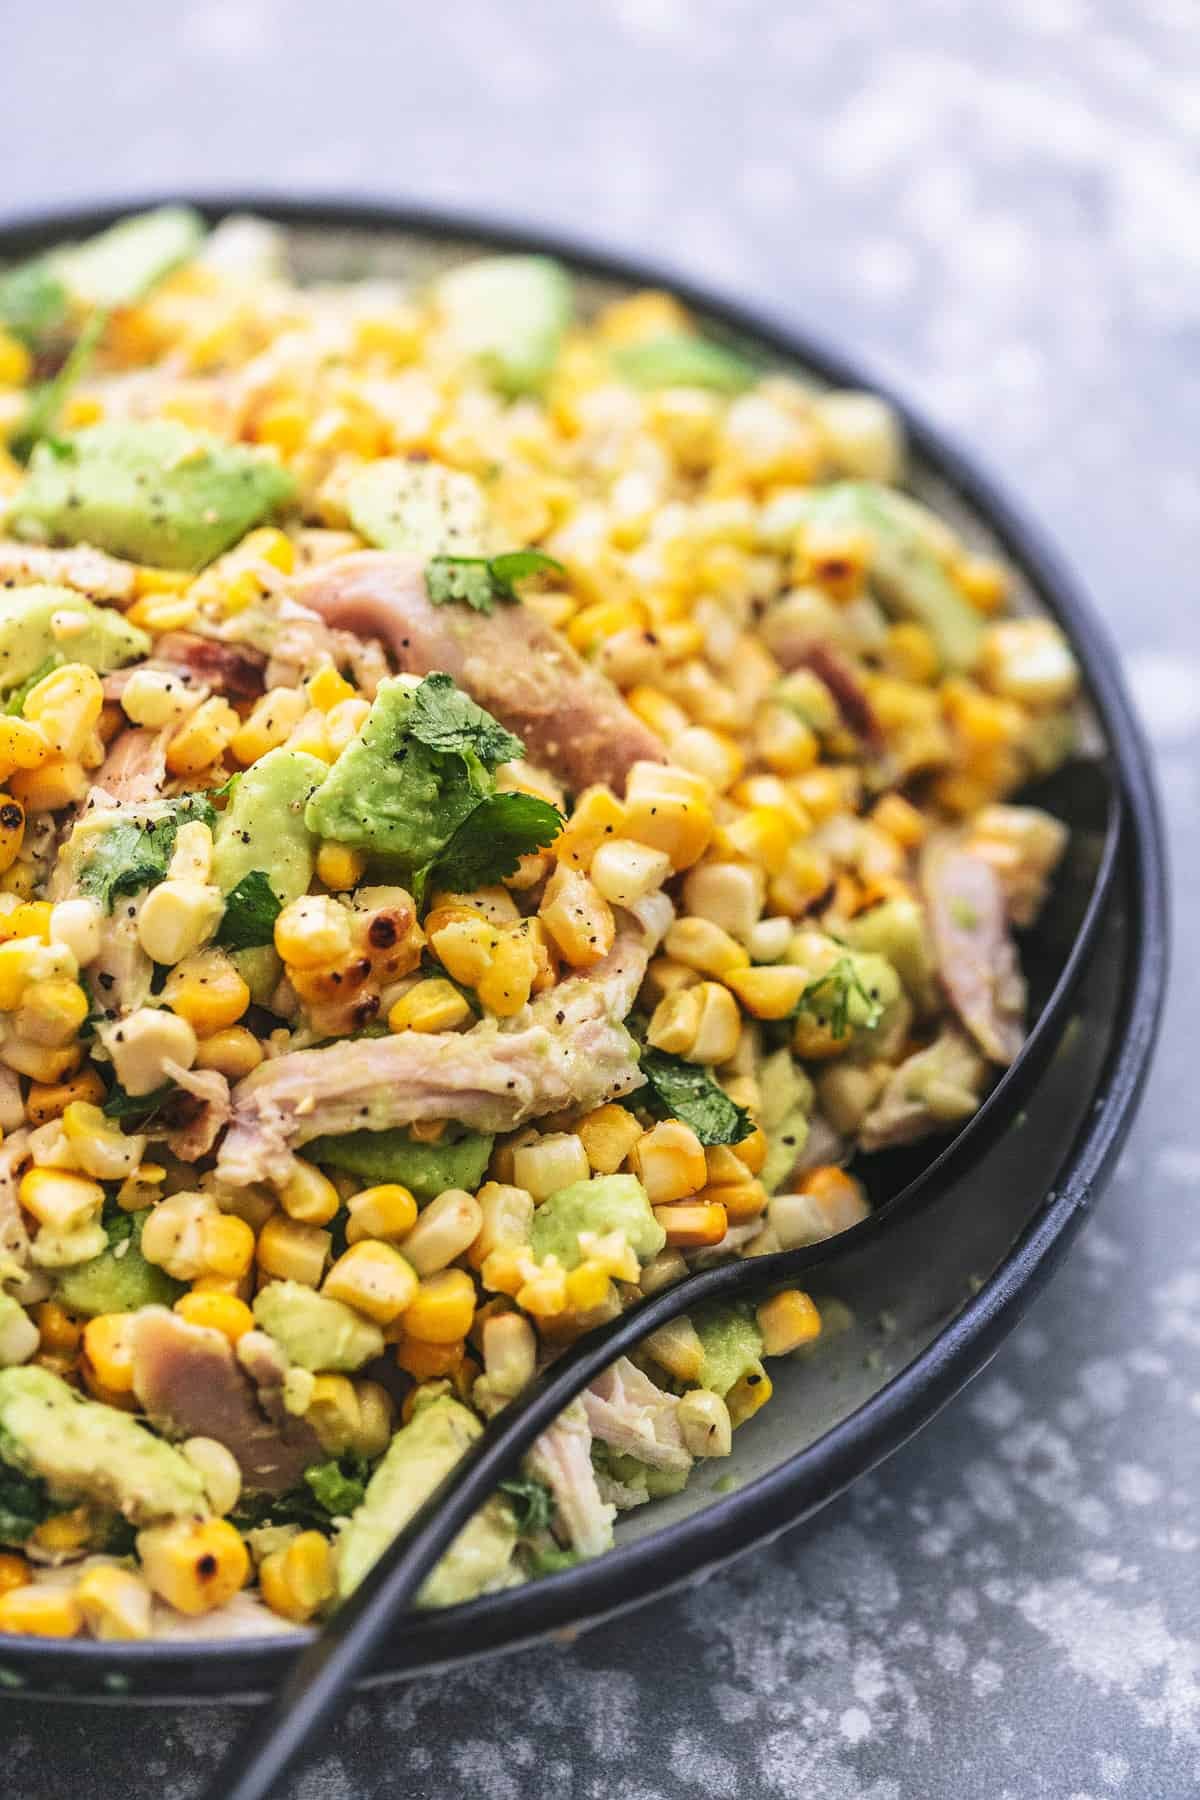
(101, 1081, 176, 1128)
(636, 1048, 753, 1147)
(427, 790, 563, 893)
(0, 1457, 52, 1545)
(499, 1475, 556, 1536)
(77, 793, 216, 913)
(425, 549, 564, 616)
(794, 956, 883, 1041)
(215, 869, 282, 952)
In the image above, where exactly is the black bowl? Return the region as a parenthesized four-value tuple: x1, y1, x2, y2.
(0, 197, 1168, 1703)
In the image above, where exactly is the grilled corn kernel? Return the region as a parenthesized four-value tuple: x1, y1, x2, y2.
(401, 1187, 485, 1278)
(76, 1564, 153, 1641)
(136, 879, 223, 966)
(388, 977, 471, 1035)
(256, 1215, 331, 1287)
(162, 951, 250, 1036)
(727, 1368, 773, 1427)
(316, 841, 367, 892)
(259, 1530, 335, 1624)
(512, 1132, 589, 1202)
(279, 1160, 341, 1227)
(757, 1288, 822, 1355)
(394, 1336, 466, 1380)
(136, 1517, 249, 1617)
(628, 1121, 707, 1205)
(231, 687, 308, 765)
(653, 1200, 728, 1248)
(0, 1584, 82, 1637)
(577, 1103, 644, 1176)
(403, 1268, 477, 1344)
(20, 1167, 104, 1233)
(273, 894, 353, 969)
(552, 785, 627, 872)
(0, 1553, 30, 1599)
(642, 1315, 705, 1383)
(678, 1388, 733, 1457)
(481, 1311, 536, 1397)
(82, 1313, 136, 1393)
(165, 697, 240, 777)
(323, 1240, 418, 1325)
(345, 1184, 418, 1245)
(194, 1026, 264, 1080)
(466, 1183, 533, 1271)
(139, 1191, 215, 1280)
(538, 867, 615, 969)
(199, 1212, 257, 1280)
(0, 795, 25, 875)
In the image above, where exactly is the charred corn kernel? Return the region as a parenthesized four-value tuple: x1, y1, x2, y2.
(194, 1026, 263, 1080)
(552, 785, 626, 872)
(82, 1313, 136, 1393)
(0, 795, 24, 874)
(665, 916, 749, 979)
(22, 664, 103, 760)
(231, 687, 309, 765)
(388, 977, 471, 1035)
(0, 1584, 82, 1637)
(757, 1288, 822, 1355)
(76, 1564, 153, 1642)
(345, 1184, 418, 1246)
(467, 1183, 533, 1271)
(20, 1166, 104, 1233)
(14, 977, 89, 1047)
(954, 553, 1009, 614)
(61, 1103, 145, 1180)
(164, 697, 240, 776)
(538, 867, 615, 969)
(273, 894, 353, 969)
(401, 1188, 485, 1279)
(623, 761, 714, 871)
(653, 1200, 728, 1248)
(628, 1121, 707, 1205)
(476, 927, 537, 1018)
(727, 1368, 773, 1427)
(577, 1104, 644, 1176)
(256, 1214, 331, 1287)
(48, 896, 102, 966)
(722, 805, 794, 875)
(126, 592, 197, 632)
(323, 1240, 418, 1325)
(9, 756, 87, 812)
(481, 1312, 536, 1398)
(0, 1553, 30, 1598)
(307, 665, 355, 711)
(162, 951, 250, 1036)
(316, 841, 367, 892)
(394, 1336, 466, 1381)
(199, 1213, 257, 1280)
(0, 717, 51, 774)
(137, 1517, 249, 1618)
(588, 837, 672, 908)
(883, 621, 940, 683)
(678, 1388, 732, 1457)
(280, 1160, 341, 1227)
(870, 792, 927, 849)
(426, 912, 498, 986)
(724, 963, 810, 1020)
(769, 1166, 870, 1249)
(259, 1530, 335, 1624)
(103, 1005, 197, 1095)
(404, 1268, 476, 1344)
(35, 1300, 82, 1354)
(642, 1315, 705, 1383)
(980, 618, 1079, 707)
(512, 1133, 589, 1202)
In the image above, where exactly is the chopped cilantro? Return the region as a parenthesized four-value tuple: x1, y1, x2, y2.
(303, 1455, 370, 1518)
(0, 1454, 51, 1545)
(794, 956, 883, 1041)
(233, 1454, 371, 1534)
(101, 1081, 175, 1128)
(636, 1048, 753, 1146)
(215, 869, 282, 952)
(425, 549, 564, 616)
(499, 1475, 556, 1536)
(99, 1195, 136, 1249)
(77, 793, 216, 913)
(428, 790, 563, 893)
(407, 672, 524, 774)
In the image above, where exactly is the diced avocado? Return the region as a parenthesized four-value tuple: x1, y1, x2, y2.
(50, 206, 205, 310)
(530, 1174, 665, 1272)
(793, 941, 907, 1060)
(693, 1304, 766, 1398)
(337, 1395, 517, 1605)
(345, 458, 490, 558)
(308, 1127, 494, 1203)
(0, 585, 149, 694)
(597, 1448, 690, 1502)
(758, 1047, 815, 1193)
(9, 421, 296, 571)
(54, 1214, 183, 1318)
(0, 1365, 206, 1524)
(213, 747, 326, 1000)
(436, 255, 573, 397)
(611, 333, 758, 394)
(842, 897, 939, 1016)
(252, 1281, 384, 1373)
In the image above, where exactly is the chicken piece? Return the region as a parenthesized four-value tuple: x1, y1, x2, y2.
(157, 1061, 231, 1163)
(0, 539, 137, 602)
(217, 595, 389, 698)
(922, 842, 1026, 1065)
(292, 552, 666, 793)
(130, 1309, 323, 1496)
(583, 1357, 691, 1474)
(102, 632, 266, 705)
(84, 727, 170, 810)
(962, 804, 1068, 928)
(527, 1401, 615, 1559)
(859, 1028, 988, 1151)
(217, 919, 661, 1187)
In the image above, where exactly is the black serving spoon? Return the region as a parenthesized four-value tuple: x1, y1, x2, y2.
(207, 757, 1120, 1800)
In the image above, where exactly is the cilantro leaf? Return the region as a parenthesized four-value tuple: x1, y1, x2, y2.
(636, 1048, 753, 1146)
(406, 672, 524, 774)
(101, 1081, 176, 1128)
(215, 870, 282, 952)
(793, 956, 883, 1041)
(0, 1456, 52, 1545)
(77, 793, 216, 913)
(303, 1455, 370, 1518)
(425, 549, 564, 616)
(232, 1454, 371, 1534)
(427, 791, 563, 892)
(499, 1475, 556, 1536)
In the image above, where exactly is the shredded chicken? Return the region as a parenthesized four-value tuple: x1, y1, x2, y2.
(922, 842, 1026, 1065)
(83, 727, 171, 811)
(528, 1401, 615, 1559)
(158, 1060, 232, 1163)
(583, 1357, 691, 1474)
(859, 1027, 988, 1151)
(101, 631, 266, 705)
(0, 539, 138, 601)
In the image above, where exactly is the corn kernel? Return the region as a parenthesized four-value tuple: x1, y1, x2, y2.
(345, 1184, 419, 1245)
(199, 1212, 257, 1279)
(20, 1166, 104, 1233)
(388, 977, 472, 1035)
(512, 1132, 590, 1202)
(259, 1530, 335, 1624)
(552, 785, 626, 872)
(403, 1268, 477, 1343)
(426, 912, 498, 987)
(577, 1103, 644, 1176)
(653, 1200, 728, 1248)
(727, 1368, 773, 1427)
(76, 1565, 153, 1641)
(165, 697, 240, 777)
(82, 1313, 136, 1394)
(136, 879, 223, 966)
(316, 841, 367, 892)
(0, 717, 51, 775)
(0, 1553, 30, 1599)
(475, 927, 537, 1018)
(22, 664, 103, 761)
(0, 1584, 82, 1637)
(136, 1517, 249, 1617)
(678, 1388, 732, 1457)
(9, 756, 87, 813)
(256, 1214, 331, 1287)
(641, 1315, 705, 1383)
(466, 1183, 532, 1272)
(394, 1336, 466, 1380)
(280, 1160, 341, 1227)
(307, 666, 356, 712)
(623, 761, 714, 870)
(35, 1300, 82, 1353)
(628, 1121, 707, 1205)
(664, 916, 749, 979)
(162, 951, 250, 1036)
(193, 1025, 264, 1081)
(757, 1288, 822, 1355)
(538, 867, 615, 969)
(0, 794, 25, 875)
(231, 688, 308, 766)
(323, 1240, 418, 1325)
(724, 963, 809, 1020)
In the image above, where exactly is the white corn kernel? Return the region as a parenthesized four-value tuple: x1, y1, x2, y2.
(167, 821, 215, 885)
(49, 897, 103, 967)
(139, 1191, 218, 1280)
(681, 862, 765, 943)
(481, 1312, 537, 1398)
(100, 1009, 197, 1095)
(137, 880, 223, 966)
(511, 1133, 590, 1202)
(678, 1388, 733, 1457)
(399, 1188, 484, 1278)
(588, 838, 672, 908)
(121, 669, 198, 729)
(181, 1436, 243, 1516)
(811, 390, 903, 482)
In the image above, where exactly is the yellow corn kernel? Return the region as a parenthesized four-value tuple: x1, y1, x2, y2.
(724, 963, 809, 1021)
(256, 1214, 331, 1287)
(323, 697, 370, 755)
(323, 1240, 418, 1325)
(273, 894, 353, 971)
(259, 1530, 336, 1624)
(126, 592, 197, 632)
(757, 1288, 822, 1355)
(0, 717, 51, 775)
(701, 1176, 767, 1223)
(597, 288, 693, 344)
(199, 1212, 257, 1280)
(953, 553, 1009, 614)
(628, 1121, 707, 1205)
(279, 1160, 341, 1227)
(564, 1260, 613, 1313)
(0, 1553, 30, 1599)
(514, 1261, 570, 1320)
(115, 1162, 167, 1213)
(315, 841, 367, 892)
(538, 867, 615, 969)
(0, 901, 53, 945)
(647, 980, 741, 1064)
(426, 912, 499, 987)
(82, 1313, 136, 1394)
(720, 806, 793, 875)
(26, 1067, 105, 1126)
(162, 951, 250, 1036)
(626, 685, 690, 741)
(34, 1300, 82, 1354)
(345, 1184, 418, 1246)
(467, 1183, 533, 1272)
(653, 1200, 728, 1248)
(60, 1103, 144, 1181)
(0, 328, 31, 387)
(979, 618, 1079, 707)
(512, 1132, 590, 1201)
(394, 1335, 466, 1380)
(136, 1517, 249, 1618)
(870, 792, 927, 849)
(9, 756, 87, 813)
(551, 785, 626, 873)
(567, 597, 648, 653)
(22, 664, 103, 761)
(476, 927, 537, 1018)
(577, 1103, 644, 1176)
(0, 1584, 82, 1638)
(588, 837, 672, 909)
(403, 1269, 477, 1344)
(678, 1388, 732, 1457)
(664, 916, 749, 979)
(307, 666, 356, 712)
(731, 1126, 768, 1177)
(20, 1166, 104, 1233)
(14, 977, 89, 1048)
(388, 977, 471, 1035)
(0, 794, 25, 874)
(1, 1040, 81, 1084)
(623, 761, 714, 871)
(165, 697, 240, 777)
(883, 621, 941, 683)
(194, 1026, 264, 1081)
(642, 1315, 705, 1383)
(75, 1564, 153, 1642)
(230, 687, 308, 765)
(727, 1368, 773, 1427)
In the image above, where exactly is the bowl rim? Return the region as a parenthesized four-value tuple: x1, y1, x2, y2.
(0, 193, 1170, 1700)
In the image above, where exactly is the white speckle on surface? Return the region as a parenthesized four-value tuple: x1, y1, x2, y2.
(1127, 652, 1200, 745)
(840, 1706, 873, 1744)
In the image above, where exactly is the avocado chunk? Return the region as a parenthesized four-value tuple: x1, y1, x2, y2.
(252, 1281, 384, 1373)
(594, 1445, 690, 1502)
(54, 1214, 183, 1318)
(758, 1049, 814, 1196)
(436, 255, 572, 397)
(212, 747, 326, 999)
(611, 333, 758, 394)
(345, 458, 490, 558)
(308, 1126, 494, 1203)
(337, 1395, 517, 1605)
(50, 206, 204, 310)
(9, 421, 296, 571)
(842, 896, 940, 1017)
(0, 584, 149, 695)
(530, 1174, 665, 1272)
(693, 1304, 766, 1398)
(0, 1365, 206, 1523)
